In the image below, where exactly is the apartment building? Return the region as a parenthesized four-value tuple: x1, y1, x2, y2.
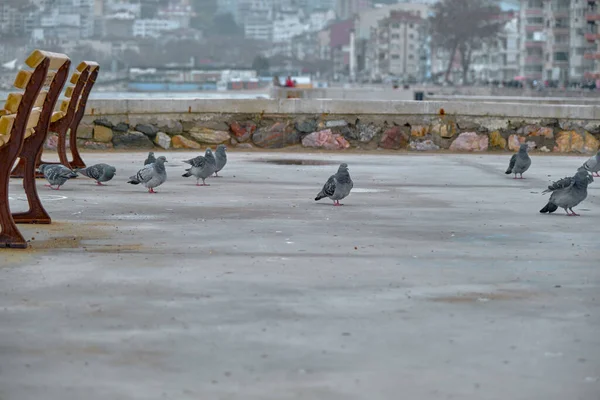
(584, 0, 600, 79)
(369, 10, 423, 82)
(520, 0, 593, 82)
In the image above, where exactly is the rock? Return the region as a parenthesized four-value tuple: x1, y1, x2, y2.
(189, 127, 230, 144)
(301, 129, 350, 150)
(325, 120, 348, 128)
(77, 140, 113, 150)
(252, 122, 299, 148)
(540, 146, 550, 152)
(411, 125, 429, 138)
(172, 135, 202, 149)
(230, 137, 238, 146)
(156, 120, 183, 135)
(230, 121, 257, 142)
(431, 122, 457, 138)
(112, 131, 154, 149)
(508, 134, 523, 151)
(379, 126, 409, 149)
(457, 120, 481, 131)
(75, 123, 93, 139)
(295, 119, 317, 133)
(489, 131, 506, 149)
(113, 122, 129, 133)
(236, 143, 254, 149)
(409, 140, 439, 151)
(355, 122, 380, 142)
(93, 125, 113, 143)
(135, 124, 159, 139)
(93, 118, 113, 128)
(154, 132, 171, 149)
(519, 125, 553, 139)
(584, 131, 600, 153)
(553, 131, 590, 153)
(449, 132, 488, 152)
(584, 122, 600, 135)
(45, 134, 69, 150)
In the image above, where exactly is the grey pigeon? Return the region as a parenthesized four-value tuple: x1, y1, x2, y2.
(582, 151, 600, 177)
(315, 163, 354, 206)
(182, 148, 216, 186)
(540, 170, 592, 216)
(542, 167, 593, 194)
(39, 164, 78, 190)
(214, 144, 227, 177)
(76, 163, 116, 186)
(505, 144, 532, 179)
(127, 156, 167, 193)
(144, 151, 156, 166)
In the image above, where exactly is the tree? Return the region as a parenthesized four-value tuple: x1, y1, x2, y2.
(429, 0, 504, 84)
(252, 55, 270, 76)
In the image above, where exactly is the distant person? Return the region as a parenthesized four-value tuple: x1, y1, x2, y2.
(272, 75, 281, 87)
(285, 76, 294, 87)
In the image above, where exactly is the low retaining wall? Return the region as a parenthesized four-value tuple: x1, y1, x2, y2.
(58, 99, 600, 154)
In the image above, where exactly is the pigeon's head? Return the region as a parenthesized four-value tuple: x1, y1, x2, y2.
(148, 151, 154, 156)
(156, 156, 167, 164)
(108, 165, 117, 175)
(519, 144, 529, 153)
(38, 164, 49, 173)
(205, 148, 213, 155)
(217, 144, 227, 153)
(338, 163, 349, 172)
(575, 169, 592, 184)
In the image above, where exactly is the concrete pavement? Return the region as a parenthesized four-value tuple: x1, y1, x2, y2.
(1, 151, 599, 400)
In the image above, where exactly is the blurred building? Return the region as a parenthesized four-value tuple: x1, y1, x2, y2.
(368, 10, 423, 82)
(335, 0, 372, 20)
(583, 0, 600, 80)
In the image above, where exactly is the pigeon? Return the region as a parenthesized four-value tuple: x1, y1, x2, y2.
(542, 167, 593, 194)
(144, 151, 156, 166)
(582, 151, 600, 177)
(214, 144, 227, 177)
(505, 143, 532, 179)
(38, 164, 78, 190)
(315, 163, 354, 206)
(540, 170, 592, 216)
(127, 156, 167, 193)
(182, 148, 217, 186)
(76, 163, 116, 186)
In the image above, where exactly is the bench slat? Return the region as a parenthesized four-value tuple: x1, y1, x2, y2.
(4, 93, 23, 114)
(13, 70, 32, 89)
(64, 86, 74, 98)
(43, 71, 57, 87)
(69, 72, 80, 85)
(59, 99, 70, 113)
(51, 111, 65, 122)
(25, 50, 70, 70)
(0, 114, 16, 136)
(76, 61, 99, 72)
(26, 108, 41, 130)
(34, 91, 48, 108)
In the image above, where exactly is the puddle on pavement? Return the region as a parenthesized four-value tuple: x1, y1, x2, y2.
(254, 159, 338, 166)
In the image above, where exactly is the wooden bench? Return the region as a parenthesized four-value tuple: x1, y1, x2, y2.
(11, 61, 99, 176)
(1, 50, 69, 248)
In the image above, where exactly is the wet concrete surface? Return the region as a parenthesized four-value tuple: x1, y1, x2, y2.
(1, 151, 599, 400)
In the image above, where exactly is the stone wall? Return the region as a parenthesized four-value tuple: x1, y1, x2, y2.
(57, 99, 600, 154)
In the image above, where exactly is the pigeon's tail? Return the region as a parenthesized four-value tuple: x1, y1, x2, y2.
(182, 172, 192, 178)
(315, 191, 326, 201)
(127, 176, 140, 185)
(540, 202, 558, 214)
(67, 171, 78, 179)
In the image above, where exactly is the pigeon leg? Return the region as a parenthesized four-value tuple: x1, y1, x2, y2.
(96, 181, 105, 186)
(214, 171, 219, 177)
(44, 184, 52, 188)
(594, 172, 600, 177)
(333, 200, 341, 206)
(148, 188, 156, 194)
(513, 173, 517, 179)
(564, 208, 574, 216)
(51, 185, 61, 191)
(519, 173, 524, 179)
(569, 208, 580, 216)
